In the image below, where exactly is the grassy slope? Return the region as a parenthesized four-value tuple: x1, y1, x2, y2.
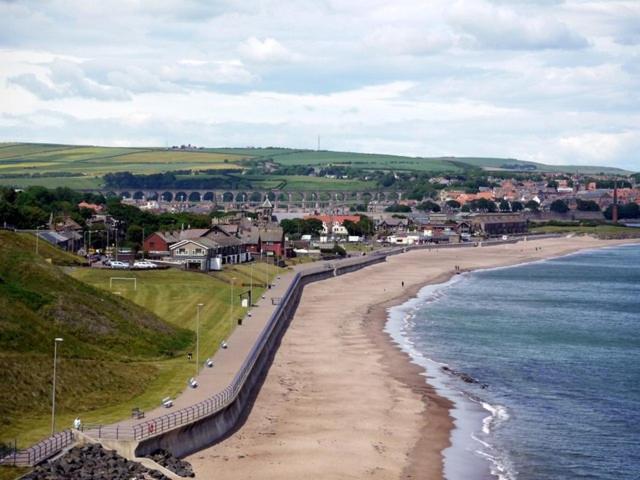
(0, 231, 193, 447)
(61, 262, 285, 428)
(530, 224, 640, 237)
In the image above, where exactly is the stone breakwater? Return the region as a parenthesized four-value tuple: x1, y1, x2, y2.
(146, 449, 195, 477)
(22, 444, 171, 480)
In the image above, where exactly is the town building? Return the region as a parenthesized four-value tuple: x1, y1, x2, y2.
(467, 213, 528, 237)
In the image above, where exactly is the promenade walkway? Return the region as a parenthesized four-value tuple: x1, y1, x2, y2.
(83, 266, 303, 440)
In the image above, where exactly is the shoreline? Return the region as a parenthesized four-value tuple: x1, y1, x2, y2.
(364, 272, 456, 480)
(372, 238, 640, 480)
(188, 236, 640, 480)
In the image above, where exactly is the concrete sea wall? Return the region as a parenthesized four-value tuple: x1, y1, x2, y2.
(134, 255, 386, 458)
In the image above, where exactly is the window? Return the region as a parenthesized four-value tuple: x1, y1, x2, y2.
(178, 248, 186, 255)
(195, 248, 203, 255)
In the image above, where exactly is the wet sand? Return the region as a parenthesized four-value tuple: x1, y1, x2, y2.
(188, 236, 638, 479)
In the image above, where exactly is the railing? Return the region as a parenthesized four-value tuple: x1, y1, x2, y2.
(0, 430, 73, 467)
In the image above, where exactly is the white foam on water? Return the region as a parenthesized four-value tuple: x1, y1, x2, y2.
(384, 273, 508, 480)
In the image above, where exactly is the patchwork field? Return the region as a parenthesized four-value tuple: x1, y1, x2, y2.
(0, 143, 247, 189)
(0, 142, 631, 191)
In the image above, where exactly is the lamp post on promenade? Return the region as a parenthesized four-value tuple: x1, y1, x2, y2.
(196, 303, 204, 375)
(51, 337, 63, 435)
(230, 277, 237, 331)
(249, 260, 253, 306)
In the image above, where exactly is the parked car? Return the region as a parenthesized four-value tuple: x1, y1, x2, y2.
(133, 261, 157, 269)
(110, 261, 130, 269)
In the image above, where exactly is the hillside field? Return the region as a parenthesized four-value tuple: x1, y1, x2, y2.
(0, 230, 284, 448)
(0, 142, 632, 191)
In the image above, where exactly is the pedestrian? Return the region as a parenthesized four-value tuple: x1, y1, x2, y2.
(402, 281, 405, 287)
(187, 352, 192, 361)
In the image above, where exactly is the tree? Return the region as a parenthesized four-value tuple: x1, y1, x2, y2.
(550, 199, 569, 213)
(126, 225, 144, 249)
(547, 180, 558, 189)
(304, 218, 324, 236)
(525, 200, 539, 212)
(604, 202, 640, 220)
(385, 204, 411, 213)
(499, 199, 511, 212)
(511, 201, 524, 212)
(576, 199, 600, 212)
(469, 198, 497, 212)
(380, 174, 396, 188)
(343, 215, 374, 237)
(446, 200, 461, 209)
(416, 200, 441, 212)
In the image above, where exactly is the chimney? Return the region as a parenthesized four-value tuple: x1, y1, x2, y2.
(612, 181, 618, 223)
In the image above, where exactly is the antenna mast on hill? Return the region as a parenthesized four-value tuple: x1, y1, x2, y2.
(317, 135, 320, 151)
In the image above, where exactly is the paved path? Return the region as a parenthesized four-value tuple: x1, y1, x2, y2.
(84, 262, 328, 438)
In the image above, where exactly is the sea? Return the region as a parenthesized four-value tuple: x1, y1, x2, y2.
(386, 244, 640, 480)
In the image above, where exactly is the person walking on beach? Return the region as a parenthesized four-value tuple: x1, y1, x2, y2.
(402, 281, 405, 288)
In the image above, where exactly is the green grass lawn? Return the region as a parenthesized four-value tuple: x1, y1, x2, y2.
(530, 224, 640, 236)
(0, 231, 287, 449)
(262, 150, 463, 172)
(0, 232, 194, 448)
(0, 466, 29, 480)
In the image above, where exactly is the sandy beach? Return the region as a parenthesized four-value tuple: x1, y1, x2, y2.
(188, 236, 639, 480)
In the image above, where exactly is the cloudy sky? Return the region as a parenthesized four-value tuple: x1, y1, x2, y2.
(1, 0, 639, 168)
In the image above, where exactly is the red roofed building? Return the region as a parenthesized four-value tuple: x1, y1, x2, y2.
(304, 214, 360, 235)
(78, 201, 104, 213)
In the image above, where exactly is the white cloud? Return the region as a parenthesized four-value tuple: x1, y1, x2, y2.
(364, 27, 457, 55)
(557, 131, 640, 164)
(9, 59, 131, 100)
(448, 0, 589, 50)
(160, 60, 256, 85)
(0, 1, 638, 169)
(238, 37, 297, 64)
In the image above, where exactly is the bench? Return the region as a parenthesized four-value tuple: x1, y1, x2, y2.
(131, 407, 145, 419)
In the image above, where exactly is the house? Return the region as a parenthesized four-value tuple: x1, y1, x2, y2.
(143, 228, 210, 256)
(169, 236, 250, 272)
(52, 215, 82, 233)
(143, 227, 248, 263)
(77, 201, 104, 213)
(242, 227, 286, 257)
(386, 233, 421, 245)
(377, 217, 408, 233)
(304, 214, 360, 236)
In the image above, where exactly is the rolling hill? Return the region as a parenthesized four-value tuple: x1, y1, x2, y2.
(0, 142, 632, 191)
(0, 231, 192, 446)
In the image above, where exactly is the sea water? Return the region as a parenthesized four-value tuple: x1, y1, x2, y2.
(386, 244, 640, 480)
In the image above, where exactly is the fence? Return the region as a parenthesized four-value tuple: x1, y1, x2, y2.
(0, 430, 73, 467)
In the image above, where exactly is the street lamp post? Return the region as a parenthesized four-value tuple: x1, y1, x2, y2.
(35, 225, 44, 255)
(51, 337, 63, 435)
(196, 303, 204, 375)
(230, 277, 236, 331)
(249, 260, 253, 306)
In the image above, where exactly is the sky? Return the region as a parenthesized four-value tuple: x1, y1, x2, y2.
(0, 0, 639, 169)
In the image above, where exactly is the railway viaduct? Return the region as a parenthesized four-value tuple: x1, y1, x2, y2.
(81, 189, 408, 208)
